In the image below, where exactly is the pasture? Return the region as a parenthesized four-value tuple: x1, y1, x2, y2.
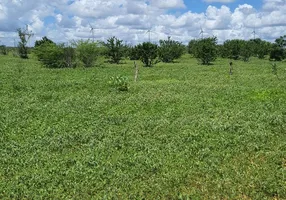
(0, 54, 285, 199)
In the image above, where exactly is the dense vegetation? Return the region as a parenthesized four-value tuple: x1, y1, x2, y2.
(0, 50, 285, 199)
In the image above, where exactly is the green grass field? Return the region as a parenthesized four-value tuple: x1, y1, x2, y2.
(0, 54, 285, 199)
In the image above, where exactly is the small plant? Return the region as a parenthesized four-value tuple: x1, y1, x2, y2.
(109, 75, 129, 91)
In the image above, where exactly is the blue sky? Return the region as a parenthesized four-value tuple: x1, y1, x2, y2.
(0, 0, 285, 46)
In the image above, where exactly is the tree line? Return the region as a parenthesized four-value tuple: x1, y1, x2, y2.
(1, 27, 285, 67)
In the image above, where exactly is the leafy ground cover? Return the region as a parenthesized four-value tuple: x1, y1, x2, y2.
(0, 54, 285, 199)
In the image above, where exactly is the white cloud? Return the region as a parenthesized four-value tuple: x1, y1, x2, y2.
(0, 0, 286, 46)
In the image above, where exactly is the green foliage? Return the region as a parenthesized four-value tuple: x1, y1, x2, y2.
(105, 36, 124, 64)
(222, 39, 243, 60)
(17, 27, 33, 59)
(187, 39, 197, 56)
(1, 55, 286, 199)
(34, 36, 54, 47)
(75, 40, 101, 67)
(136, 42, 158, 67)
(192, 37, 217, 65)
(0, 45, 8, 55)
(240, 40, 252, 62)
(108, 75, 129, 91)
(158, 37, 185, 63)
(128, 46, 140, 60)
(34, 43, 76, 68)
(250, 38, 271, 59)
(270, 44, 285, 61)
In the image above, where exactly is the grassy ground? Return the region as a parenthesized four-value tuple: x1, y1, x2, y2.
(0, 54, 285, 199)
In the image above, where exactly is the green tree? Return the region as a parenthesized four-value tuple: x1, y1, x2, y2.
(0, 45, 8, 55)
(249, 38, 271, 59)
(158, 37, 185, 63)
(34, 43, 76, 68)
(76, 39, 101, 67)
(222, 39, 243, 60)
(188, 39, 197, 56)
(17, 27, 34, 59)
(35, 36, 54, 47)
(240, 40, 252, 62)
(136, 42, 158, 67)
(128, 46, 140, 60)
(270, 35, 286, 61)
(105, 36, 124, 64)
(193, 37, 217, 65)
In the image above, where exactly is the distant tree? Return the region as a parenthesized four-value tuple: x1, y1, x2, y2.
(222, 39, 243, 60)
(128, 46, 140, 60)
(192, 37, 218, 65)
(136, 42, 158, 67)
(35, 36, 54, 47)
(158, 37, 185, 63)
(188, 39, 197, 56)
(0, 45, 8, 55)
(240, 40, 252, 62)
(270, 35, 286, 61)
(269, 44, 284, 61)
(104, 36, 124, 64)
(75, 39, 101, 67)
(34, 43, 76, 68)
(249, 38, 271, 59)
(17, 27, 34, 59)
(275, 35, 286, 48)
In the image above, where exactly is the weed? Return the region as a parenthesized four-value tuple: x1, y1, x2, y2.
(109, 75, 129, 91)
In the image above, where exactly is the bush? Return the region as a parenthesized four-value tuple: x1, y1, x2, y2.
(76, 40, 101, 67)
(240, 41, 252, 62)
(34, 43, 76, 68)
(269, 44, 284, 61)
(0, 45, 8, 55)
(136, 42, 158, 67)
(158, 37, 185, 63)
(193, 37, 217, 65)
(128, 46, 140, 60)
(104, 36, 124, 64)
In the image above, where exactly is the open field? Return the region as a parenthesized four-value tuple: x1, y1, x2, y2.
(0, 54, 285, 199)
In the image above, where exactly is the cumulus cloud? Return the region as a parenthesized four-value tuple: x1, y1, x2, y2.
(0, 0, 285, 46)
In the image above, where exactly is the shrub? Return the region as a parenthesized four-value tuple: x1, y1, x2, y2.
(269, 44, 284, 61)
(193, 37, 217, 65)
(76, 40, 101, 67)
(104, 36, 124, 64)
(136, 42, 158, 67)
(240, 41, 252, 62)
(34, 43, 76, 68)
(158, 37, 185, 63)
(0, 45, 8, 55)
(128, 46, 140, 60)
